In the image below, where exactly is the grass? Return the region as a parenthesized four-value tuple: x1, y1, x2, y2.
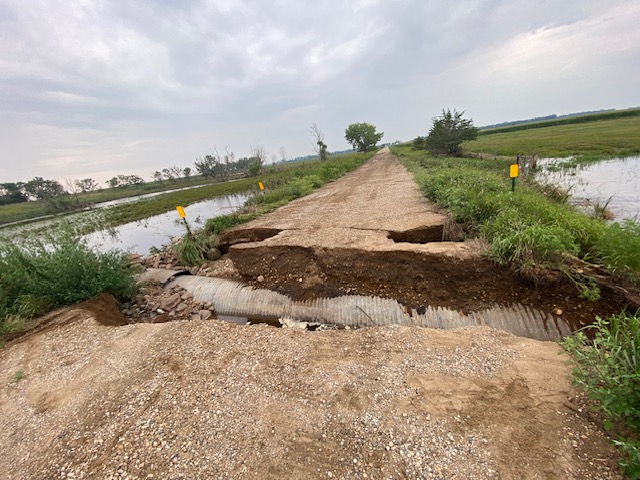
(12, 369, 24, 383)
(0, 228, 137, 341)
(391, 144, 640, 286)
(562, 312, 640, 478)
(465, 116, 640, 162)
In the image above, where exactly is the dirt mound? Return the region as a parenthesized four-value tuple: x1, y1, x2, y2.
(0, 304, 622, 479)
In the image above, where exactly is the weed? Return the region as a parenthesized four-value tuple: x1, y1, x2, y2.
(172, 232, 219, 266)
(12, 369, 24, 383)
(561, 312, 640, 478)
(0, 228, 137, 339)
(204, 213, 245, 236)
(592, 196, 615, 221)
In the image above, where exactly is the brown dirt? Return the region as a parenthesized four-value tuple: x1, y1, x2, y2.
(0, 295, 623, 479)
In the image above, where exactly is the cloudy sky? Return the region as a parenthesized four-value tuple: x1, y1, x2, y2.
(1, 0, 638, 185)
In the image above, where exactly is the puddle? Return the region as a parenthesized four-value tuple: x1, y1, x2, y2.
(537, 156, 640, 221)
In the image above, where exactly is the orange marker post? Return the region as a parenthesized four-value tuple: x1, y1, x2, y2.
(258, 181, 264, 191)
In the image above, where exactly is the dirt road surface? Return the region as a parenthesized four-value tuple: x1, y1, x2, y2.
(0, 149, 626, 478)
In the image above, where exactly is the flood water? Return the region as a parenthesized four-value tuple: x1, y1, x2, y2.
(537, 156, 640, 221)
(85, 193, 249, 255)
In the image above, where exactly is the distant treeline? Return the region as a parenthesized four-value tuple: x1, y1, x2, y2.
(479, 108, 640, 136)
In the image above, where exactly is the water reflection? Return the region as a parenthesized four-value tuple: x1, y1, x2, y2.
(537, 156, 640, 221)
(86, 193, 249, 255)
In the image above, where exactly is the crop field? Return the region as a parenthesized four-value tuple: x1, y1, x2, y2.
(465, 116, 640, 160)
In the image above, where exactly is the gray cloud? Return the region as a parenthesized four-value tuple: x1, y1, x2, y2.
(1, 0, 638, 185)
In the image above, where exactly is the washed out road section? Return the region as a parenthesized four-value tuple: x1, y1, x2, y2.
(223, 148, 627, 326)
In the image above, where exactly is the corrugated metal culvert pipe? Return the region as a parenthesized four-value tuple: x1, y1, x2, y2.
(139, 269, 571, 341)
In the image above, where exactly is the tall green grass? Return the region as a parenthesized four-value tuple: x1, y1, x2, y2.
(0, 229, 136, 340)
(562, 312, 640, 478)
(392, 145, 640, 286)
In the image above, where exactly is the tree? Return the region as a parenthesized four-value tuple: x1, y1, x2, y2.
(0, 182, 27, 205)
(152, 171, 164, 184)
(279, 146, 289, 163)
(183, 167, 192, 181)
(169, 165, 183, 181)
(75, 178, 98, 194)
(162, 168, 176, 182)
(310, 123, 329, 161)
(24, 177, 65, 200)
(106, 177, 120, 189)
(418, 109, 478, 156)
(344, 122, 383, 152)
(248, 145, 266, 176)
(24, 177, 67, 210)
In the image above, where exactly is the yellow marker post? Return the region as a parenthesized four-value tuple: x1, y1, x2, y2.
(509, 164, 519, 192)
(258, 181, 264, 191)
(175, 205, 192, 237)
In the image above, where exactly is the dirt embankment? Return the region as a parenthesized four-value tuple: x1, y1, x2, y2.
(0, 295, 622, 479)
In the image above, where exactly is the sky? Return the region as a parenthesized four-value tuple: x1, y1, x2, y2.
(1, 0, 639, 186)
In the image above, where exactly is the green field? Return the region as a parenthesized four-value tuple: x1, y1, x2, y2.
(465, 116, 640, 160)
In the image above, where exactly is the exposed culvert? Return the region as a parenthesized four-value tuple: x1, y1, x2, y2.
(160, 272, 572, 341)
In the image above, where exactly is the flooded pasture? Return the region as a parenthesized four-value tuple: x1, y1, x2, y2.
(85, 193, 249, 255)
(537, 156, 640, 221)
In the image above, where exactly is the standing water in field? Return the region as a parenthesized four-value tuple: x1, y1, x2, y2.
(537, 156, 640, 221)
(85, 193, 249, 255)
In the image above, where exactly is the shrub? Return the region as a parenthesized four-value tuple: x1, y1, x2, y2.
(562, 312, 640, 478)
(0, 229, 136, 337)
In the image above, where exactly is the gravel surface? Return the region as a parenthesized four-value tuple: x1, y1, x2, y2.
(0, 295, 622, 479)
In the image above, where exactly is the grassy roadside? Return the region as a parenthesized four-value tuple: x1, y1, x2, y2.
(562, 312, 640, 478)
(465, 116, 640, 162)
(393, 143, 640, 475)
(391, 144, 640, 290)
(0, 229, 137, 343)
